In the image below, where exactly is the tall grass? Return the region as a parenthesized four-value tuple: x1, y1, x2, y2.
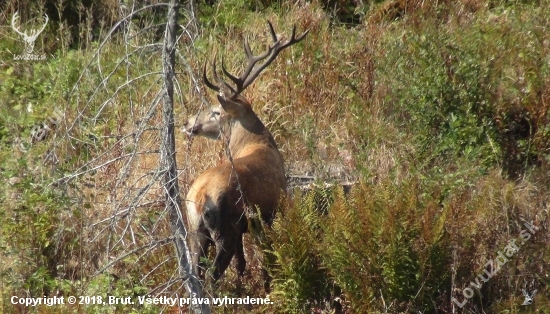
(0, 0, 549, 313)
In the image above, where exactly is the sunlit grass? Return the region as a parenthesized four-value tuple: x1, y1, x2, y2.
(0, 0, 549, 313)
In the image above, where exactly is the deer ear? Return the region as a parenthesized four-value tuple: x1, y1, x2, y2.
(217, 94, 247, 117)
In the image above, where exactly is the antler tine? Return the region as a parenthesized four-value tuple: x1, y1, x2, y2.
(283, 25, 309, 48)
(11, 12, 26, 37)
(36, 14, 49, 35)
(202, 61, 220, 92)
(221, 56, 244, 91)
(240, 21, 309, 90)
(212, 57, 237, 95)
(218, 36, 274, 98)
(244, 38, 253, 58)
(267, 20, 278, 42)
(242, 37, 273, 67)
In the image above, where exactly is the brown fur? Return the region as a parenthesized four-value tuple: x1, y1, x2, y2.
(185, 94, 286, 285)
(184, 20, 307, 289)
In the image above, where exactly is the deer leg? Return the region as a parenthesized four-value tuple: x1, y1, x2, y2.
(191, 228, 212, 280)
(211, 235, 237, 282)
(235, 232, 246, 277)
(262, 268, 271, 292)
(259, 226, 274, 293)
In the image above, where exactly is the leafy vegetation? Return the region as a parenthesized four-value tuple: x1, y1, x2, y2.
(1, 0, 549, 313)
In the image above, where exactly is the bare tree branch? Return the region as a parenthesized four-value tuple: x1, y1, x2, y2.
(161, 1, 209, 313)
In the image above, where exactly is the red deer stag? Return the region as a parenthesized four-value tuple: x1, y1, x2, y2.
(184, 21, 308, 288)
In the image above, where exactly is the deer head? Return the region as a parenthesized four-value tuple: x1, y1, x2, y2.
(183, 105, 223, 140)
(183, 21, 308, 149)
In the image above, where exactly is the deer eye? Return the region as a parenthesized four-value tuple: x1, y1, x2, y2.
(210, 111, 220, 120)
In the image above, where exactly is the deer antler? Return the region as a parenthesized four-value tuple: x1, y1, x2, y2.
(11, 12, 26, 37)
(203, 21, 309, 99)
(31, 14, 49, 39)
(11, 12, 49, 41)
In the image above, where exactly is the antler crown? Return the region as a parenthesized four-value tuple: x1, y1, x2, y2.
(203, 21, 309, 99)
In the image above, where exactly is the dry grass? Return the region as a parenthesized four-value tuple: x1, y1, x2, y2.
(1, 0, 550, 313)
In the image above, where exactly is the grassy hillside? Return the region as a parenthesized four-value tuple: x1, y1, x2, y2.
(1, 0, 549, 313)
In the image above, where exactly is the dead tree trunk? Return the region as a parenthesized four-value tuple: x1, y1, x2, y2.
(161, 0, 210, 313)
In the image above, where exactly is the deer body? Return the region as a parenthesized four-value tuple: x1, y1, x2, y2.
(184, 22, 307, 286)
(186, 97, 285, 281)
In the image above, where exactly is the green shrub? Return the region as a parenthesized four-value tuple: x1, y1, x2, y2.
(319, 179, 450, 312)
(1, 169, 69, 297)
(377, 4, 550, 177)
(268, 188, 334, 312)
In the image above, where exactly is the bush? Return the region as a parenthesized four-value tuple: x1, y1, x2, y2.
(377, 5, 550, 177)
(268, 188, 334, 312)
(318, 179, 450, 312)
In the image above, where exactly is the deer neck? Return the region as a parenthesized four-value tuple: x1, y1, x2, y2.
(224, 115, 278, 159)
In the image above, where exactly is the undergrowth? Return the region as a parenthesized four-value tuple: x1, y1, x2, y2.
(0, 0, 549, 313)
